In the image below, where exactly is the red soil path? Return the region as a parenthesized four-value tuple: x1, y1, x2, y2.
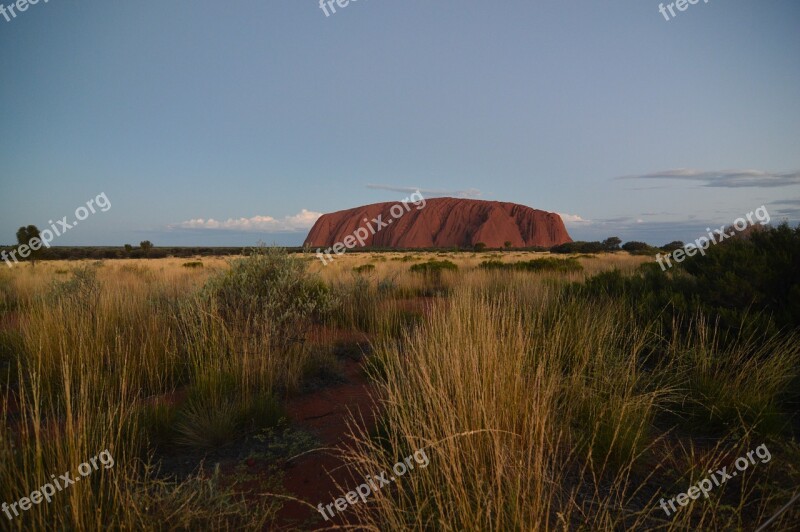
(275, 344, 379, 530)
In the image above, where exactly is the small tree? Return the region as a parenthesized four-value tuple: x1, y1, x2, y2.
(474, 242, 487, 252)
(622, 241, 652, 252)
(124, 244, 133, 256)
(139, 241, 153, 257)
(16, 225, 42, 266)
(661, 241, 684, 253)
(602, 237, 622, 251)
(503, 241, 513, 250)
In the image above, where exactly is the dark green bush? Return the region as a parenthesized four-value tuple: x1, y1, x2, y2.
(576, 223, 800, 338)
(660, 241, 684, 253)
(622, 241, 652, 252)
(409, 260, 458, 274)
(551, 241, 606, 254)
(480, 257, 583, 273)
(682, 222, 800, 330)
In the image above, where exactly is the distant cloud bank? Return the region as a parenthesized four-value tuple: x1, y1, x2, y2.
(171, 209, 322, 232)
(618, 168, 800, 188)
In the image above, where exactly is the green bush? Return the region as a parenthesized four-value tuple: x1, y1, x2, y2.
(409, 260, 458, 274)
(623, 241, 660, 255)
(576, 223, 800, 339)
(551, 241, 606, 254)
(183, 261, 203, 268)
(682, 222, 800, 330)
(202, 247, 336, 348)
(480, 257, 583, 273)
(660, 241, 684, 253)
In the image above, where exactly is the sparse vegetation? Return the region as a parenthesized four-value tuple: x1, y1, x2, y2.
(479, 256, 583, 273)
(0, 240, 797, 530)
(353, 263, 376, 274)
(409, 259, 458, 274)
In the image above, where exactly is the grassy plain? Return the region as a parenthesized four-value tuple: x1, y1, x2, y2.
(0, 250, 797, 530)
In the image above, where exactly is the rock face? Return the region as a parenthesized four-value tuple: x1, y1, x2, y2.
(304, 197, 572, 249)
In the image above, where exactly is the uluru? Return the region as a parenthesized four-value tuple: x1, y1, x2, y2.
(304, 197, 572, 249)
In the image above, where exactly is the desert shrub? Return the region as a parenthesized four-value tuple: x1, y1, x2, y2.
(581, 223, 800, 336)
(660, 240, 684, 252)
(118, 263, 153, 280)
(409, 260, 458, 274)
(480, 257, 583, 273)
(550, 241, 606, 254)
(50, 264, 102, 303)
(353, 263, 376, 274)
(474, 242, 487, 252)
(622, 241, 658, 255)
(183, 261, 203, 268)
(202, 246, 336, 347)
(681, 222, 800, 330)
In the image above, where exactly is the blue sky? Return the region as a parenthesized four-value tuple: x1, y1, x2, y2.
(1, 0, 798, 247)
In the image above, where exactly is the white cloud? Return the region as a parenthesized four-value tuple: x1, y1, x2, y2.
(558, 212, 591, 224)
(171, 209, 323, 232)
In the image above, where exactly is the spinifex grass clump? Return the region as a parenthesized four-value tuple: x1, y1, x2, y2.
(479, 257, 583, 273)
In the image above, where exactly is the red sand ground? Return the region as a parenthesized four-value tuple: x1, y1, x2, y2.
(277, 352, 378, 530)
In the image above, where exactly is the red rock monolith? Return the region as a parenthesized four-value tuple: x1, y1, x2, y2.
(304, 197, 572, 249)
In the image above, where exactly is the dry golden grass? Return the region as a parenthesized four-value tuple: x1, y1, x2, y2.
(0, 251, 797, 530)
